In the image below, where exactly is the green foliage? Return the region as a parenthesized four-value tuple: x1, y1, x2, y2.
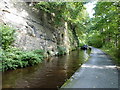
(1, 47, 44, 71)
(0, 25, 15, 50)
(35, 2, 89, 46)
(57, 46, 67, 56)
(87, 2, 119, 47)
(33, 49, 44, 55)
(101, 47, 120, 65)
(115, 39, 120, 62)
(0, 25, 45, 71)
(35, 2, 66, 26)
(87, 2, 120, 64)
(87, 33, 103, 48)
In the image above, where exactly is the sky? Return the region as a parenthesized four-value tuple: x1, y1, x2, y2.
(84, 1, 97, 18)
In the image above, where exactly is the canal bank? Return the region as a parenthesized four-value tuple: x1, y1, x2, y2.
(61, 48, 118, 89)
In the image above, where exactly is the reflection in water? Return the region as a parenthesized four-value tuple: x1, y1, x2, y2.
(2, 50, 90, 88)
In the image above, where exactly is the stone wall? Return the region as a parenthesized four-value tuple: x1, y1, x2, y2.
(0, 0, 78, 56)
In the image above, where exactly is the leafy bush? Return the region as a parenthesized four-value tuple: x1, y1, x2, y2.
(33, 49, 44, 55)
(88, 34, 103, 48)
(1, 47, 44, 71)
(57, 46, 67, 56)
(101, 46, 120, 65)
(115, 41, 120, 65)
(0, 25, 15, 50)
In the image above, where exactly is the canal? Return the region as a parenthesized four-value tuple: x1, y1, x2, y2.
(2, 49, 90, 88)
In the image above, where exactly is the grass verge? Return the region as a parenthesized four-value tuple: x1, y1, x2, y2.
(101, 47, 120, 66)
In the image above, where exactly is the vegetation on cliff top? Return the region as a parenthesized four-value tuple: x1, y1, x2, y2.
(35, 2, 89, 46)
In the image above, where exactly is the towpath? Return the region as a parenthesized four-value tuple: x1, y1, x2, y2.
(61, 48, 119, 89)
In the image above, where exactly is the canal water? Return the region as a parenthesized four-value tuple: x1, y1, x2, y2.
(2, 50, 90, 88)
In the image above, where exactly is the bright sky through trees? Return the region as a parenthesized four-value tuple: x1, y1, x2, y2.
(84, 1, 96, 18)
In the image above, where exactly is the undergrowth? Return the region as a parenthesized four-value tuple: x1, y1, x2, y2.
(0, 47, 44, 71)
(101, 47, 120, 66)
(57, 46, 67, 56)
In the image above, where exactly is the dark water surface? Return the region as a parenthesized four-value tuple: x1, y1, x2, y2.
(2, 50, 90, 88)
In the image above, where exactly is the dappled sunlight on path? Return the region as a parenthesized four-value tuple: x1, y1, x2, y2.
(82, 64, 116, 69)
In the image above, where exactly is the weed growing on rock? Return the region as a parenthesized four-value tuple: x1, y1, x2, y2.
(57, 46, 67, 56)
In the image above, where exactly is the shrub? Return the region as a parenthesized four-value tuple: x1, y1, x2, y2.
(0, 25, 15, 50)
(88, 35, 103, 48)
(33, 49, 44, 55)
(1, 47, 44, 71)
(57, 46, 67, 56)
(20, 51, 43, 66)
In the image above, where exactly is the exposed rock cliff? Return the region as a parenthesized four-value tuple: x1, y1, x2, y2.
(0, 0, 79, 56)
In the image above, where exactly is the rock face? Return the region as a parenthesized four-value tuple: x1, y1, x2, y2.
(0, 0, 79, 56)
